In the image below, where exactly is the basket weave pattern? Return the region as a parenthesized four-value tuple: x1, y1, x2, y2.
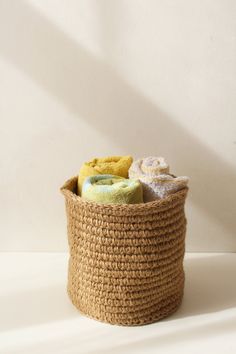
(61, 177, 188, 326)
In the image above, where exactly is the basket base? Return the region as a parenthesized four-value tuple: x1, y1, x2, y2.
(67, 286, 184, 326)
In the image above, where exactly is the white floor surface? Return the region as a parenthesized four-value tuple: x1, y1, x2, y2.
(0, 253, 236, 354)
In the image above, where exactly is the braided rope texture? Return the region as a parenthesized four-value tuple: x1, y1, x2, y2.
(61, 176, 188, 326)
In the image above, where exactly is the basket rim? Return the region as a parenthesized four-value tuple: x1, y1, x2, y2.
(60, 176, 188, 211)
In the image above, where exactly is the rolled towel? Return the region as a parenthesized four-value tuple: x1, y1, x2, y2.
(82, 174, 143, 204)
(78, 155, 133, 195)
(129, 156, 188, 202)
(129, 156, 170, 178)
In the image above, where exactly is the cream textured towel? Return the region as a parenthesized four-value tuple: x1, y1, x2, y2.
(129, 156, 188, 202)
(82, 174, 143, 204)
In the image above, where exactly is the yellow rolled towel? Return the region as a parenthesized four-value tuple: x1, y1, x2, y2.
(78, 155, 133, 195)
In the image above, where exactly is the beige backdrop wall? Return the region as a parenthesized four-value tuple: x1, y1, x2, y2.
(0, 0, 235, 251)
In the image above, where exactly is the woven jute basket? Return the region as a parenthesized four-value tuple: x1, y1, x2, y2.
(61, 176, 188, 326)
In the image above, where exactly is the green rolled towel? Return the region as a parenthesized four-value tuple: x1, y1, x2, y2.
(81, 174, 143, 204)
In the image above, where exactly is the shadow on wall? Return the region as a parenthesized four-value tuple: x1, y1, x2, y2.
(0, 1, 235, 246)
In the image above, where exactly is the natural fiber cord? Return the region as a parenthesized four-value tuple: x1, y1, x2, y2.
(61, 176, 188, 326)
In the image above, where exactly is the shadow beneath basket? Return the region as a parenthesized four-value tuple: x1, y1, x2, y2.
(170, 253, 236, 320)
(88, 317, 236, 354)
(0, 283, 78, 332)
(2, 254, 234, 333)
(85, 254, 236, 354)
